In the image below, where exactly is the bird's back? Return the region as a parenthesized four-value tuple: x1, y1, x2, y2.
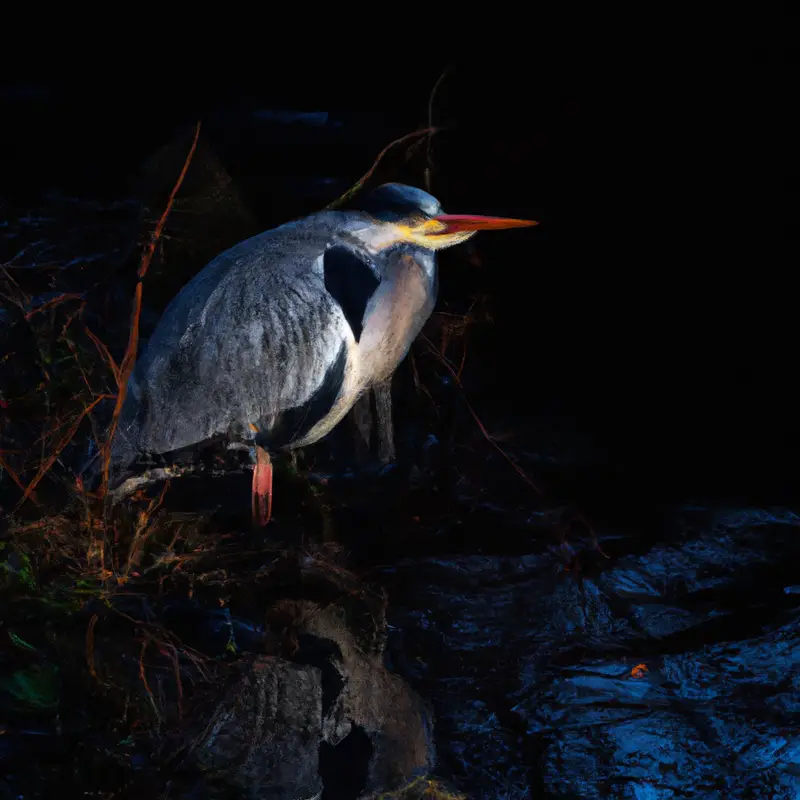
(110, 211, 372, 479)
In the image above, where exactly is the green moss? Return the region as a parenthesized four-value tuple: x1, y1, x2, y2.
(0, 542, 37, 591)
(8, 630, 40, 653)
(1, 663, 60, 711)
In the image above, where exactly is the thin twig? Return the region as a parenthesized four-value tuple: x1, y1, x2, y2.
(0, 452, 35, 502)
(123, 480, 170, 580)
(100, 121, 202, 494)
(14, 393, 115, 510)
(425, 65, 452, 192)
(86, 614, 99, 683)
(84, 325, 121, 387)
(420, 333, 543, 496)
(325, 127, 441, 210)
(61, 306, 95, 395)
(420, 335, 608, 558)
(457, 334, 469, 380)
(139, 639, 162, 726)
(0, 264, 30, 306)
(23, 292, 83, 321)
(160, 642, 183, 721)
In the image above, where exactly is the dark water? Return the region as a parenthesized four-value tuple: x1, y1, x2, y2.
(2, 68, 797, 798)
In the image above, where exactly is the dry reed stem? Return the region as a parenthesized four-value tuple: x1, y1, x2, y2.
(421, 333, 544, 497)
(420, 337, 609, 558)
(159, 641, 183, 721)
(122, 480, 170, 580)
(138, 639, 162, 726)
(5, 124, 199, 509)
(14, 393, 115, 511)
(0, 264, 30, 305)
(61, 307, 96, 395)
(377, 776, 467, 799)
(425, 66, 452, 193)
(86, 613, 100, 683)
(84, 325, 122, 387)
(0, 452, 35, 502)
(325, 127, 440, 210)
(23, 292, 83, 321)
(100, 121, 202, 495)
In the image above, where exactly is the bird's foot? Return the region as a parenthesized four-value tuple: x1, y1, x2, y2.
(251, 446, 273, 527)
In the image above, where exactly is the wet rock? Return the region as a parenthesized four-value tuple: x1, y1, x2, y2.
(193, 656, 324, 799)
(303, 602, 434, 794)
(532, 612, 800, 799)
(379, 505, 800, 798)
(191, 601, 433, 799)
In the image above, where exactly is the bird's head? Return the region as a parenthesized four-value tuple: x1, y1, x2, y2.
(349, 183, 538, 254)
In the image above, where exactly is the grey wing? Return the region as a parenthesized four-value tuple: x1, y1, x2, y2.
(114, 243, 356, 462)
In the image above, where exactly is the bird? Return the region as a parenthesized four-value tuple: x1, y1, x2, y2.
(100, 183, 537, 525)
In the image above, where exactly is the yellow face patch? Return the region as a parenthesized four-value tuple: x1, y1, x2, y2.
(389, 217, 476, 251)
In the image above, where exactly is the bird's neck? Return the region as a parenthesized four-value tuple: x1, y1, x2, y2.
(357, 247, 438, 385)
(410, 248, 437, 292)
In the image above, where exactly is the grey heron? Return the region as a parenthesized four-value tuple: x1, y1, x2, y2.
(104, 183, 537, 525)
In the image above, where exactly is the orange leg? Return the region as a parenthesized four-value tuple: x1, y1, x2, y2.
(251, 446, 273, 526)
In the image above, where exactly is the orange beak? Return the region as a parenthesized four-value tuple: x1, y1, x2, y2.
(431, 214, 538, 233)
